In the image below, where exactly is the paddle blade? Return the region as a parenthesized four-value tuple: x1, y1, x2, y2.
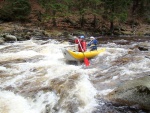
(84, 57, 90, 66)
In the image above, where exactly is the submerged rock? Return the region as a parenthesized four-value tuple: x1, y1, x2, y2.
(106, 76, 150, 110)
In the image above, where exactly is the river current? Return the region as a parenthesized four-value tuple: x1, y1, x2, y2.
(0, 37, 150, 113)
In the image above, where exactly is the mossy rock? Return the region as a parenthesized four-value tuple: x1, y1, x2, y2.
(107, 76, 150, 110)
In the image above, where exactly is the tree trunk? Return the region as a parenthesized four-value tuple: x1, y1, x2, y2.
(110, 0, 114, 35)
(52, 10, 56, 27)
(110, 21, 114, 35)
(93, 14, 97, 29)
(80, 15, 84, 28)
(132, 0, 139, 15)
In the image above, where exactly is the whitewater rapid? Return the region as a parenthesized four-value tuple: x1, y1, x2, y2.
(0, 38, 149, 113)
(0, 40, 99, 113)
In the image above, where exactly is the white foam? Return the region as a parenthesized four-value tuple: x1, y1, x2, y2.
(29, 91, 59, 113)
(75, 75, 97, 113)
(0, 90, 36, 113)
(112, 76, 118, 80)
(99, 89, 114, 96)
(0, 66, 7, 71)
(0, 50, 39, 62)
(1, 39, 149, 113)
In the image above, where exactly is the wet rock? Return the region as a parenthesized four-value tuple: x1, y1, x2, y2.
(138, 42, 150, 51)
(44, 31, 52, 37)
(138, 46, 148, 51)
(106, 76, 150, 110)
(144, 33, 150, 36)
(145, 56, 150, 59)
(4, 34, 17, 41)
(0, 36, 4, 44)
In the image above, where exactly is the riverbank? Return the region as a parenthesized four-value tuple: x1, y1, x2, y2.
(0, 21, 150, 44)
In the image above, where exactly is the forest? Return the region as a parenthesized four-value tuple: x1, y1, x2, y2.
(0, 0, 150, 35)
(0, 1, 150, 112)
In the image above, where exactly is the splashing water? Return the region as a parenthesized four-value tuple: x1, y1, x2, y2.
(0, 40, 98, 113)
(0, 39, 150, 113)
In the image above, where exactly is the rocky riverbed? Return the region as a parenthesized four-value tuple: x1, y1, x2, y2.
(0, 22, 150, 43)
(0, 22, 150, 113)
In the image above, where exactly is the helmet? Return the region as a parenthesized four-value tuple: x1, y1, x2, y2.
(90, 36, 95, 39)
(80, 35, 84, 39)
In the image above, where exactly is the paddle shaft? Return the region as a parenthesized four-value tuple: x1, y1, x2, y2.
(77, 38, 84, 52)
(77, 38, 90, 66)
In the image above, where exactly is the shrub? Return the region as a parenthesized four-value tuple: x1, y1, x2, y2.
(0, 1, 13, 21)
(0, 0, 31, 21)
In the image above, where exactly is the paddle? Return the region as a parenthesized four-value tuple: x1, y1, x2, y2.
(83, 55, 90, 66)
(78, 39, 90, 66)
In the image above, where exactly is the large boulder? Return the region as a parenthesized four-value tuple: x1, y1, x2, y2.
(106, 76, 150, 110)
(4, 34, 17, 42)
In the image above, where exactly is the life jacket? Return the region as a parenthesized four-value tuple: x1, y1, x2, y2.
(88, 39, 98, 50)
(75, 38, 86, 52)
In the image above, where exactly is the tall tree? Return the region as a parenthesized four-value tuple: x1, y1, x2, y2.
(0, 0, 31, 21)
(38, 0, 69, 27)
(131, 0, 150, 19)
(102, 0, 131, 34)
(72, 0, 90, 28)
(12, 0, 31, 20)
(88, 0, 102, 29)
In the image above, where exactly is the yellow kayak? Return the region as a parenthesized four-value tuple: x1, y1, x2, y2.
(61, 48, 106, 61)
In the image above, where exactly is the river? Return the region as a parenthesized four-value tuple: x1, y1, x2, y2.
(0, 37, 150, 113)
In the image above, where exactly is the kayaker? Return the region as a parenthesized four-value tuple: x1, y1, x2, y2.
(75, 35, 86, 52)
(88, 36, 98, 51)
